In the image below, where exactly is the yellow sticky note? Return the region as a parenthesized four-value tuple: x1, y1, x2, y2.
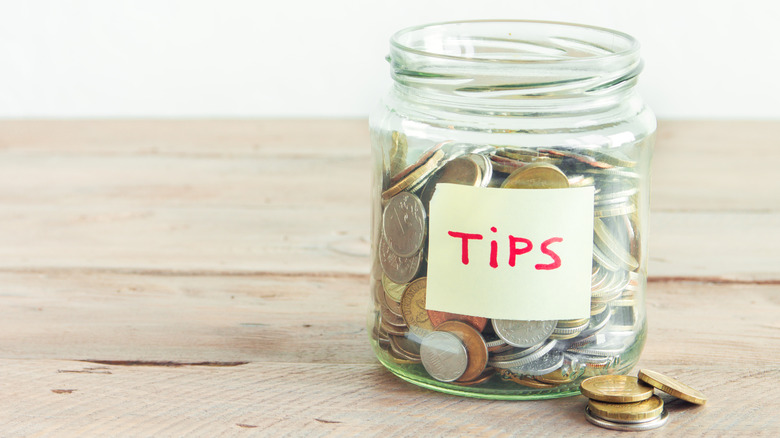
(426, 184, 594, 320)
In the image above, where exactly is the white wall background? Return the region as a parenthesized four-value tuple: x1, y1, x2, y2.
(1, 0, 778, 119)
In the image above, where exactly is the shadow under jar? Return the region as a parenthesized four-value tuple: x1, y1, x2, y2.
(368, 20, 655, 400)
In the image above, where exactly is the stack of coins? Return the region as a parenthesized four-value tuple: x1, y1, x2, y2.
(579, 370, 707, 431)
(371, 132, 649, 390)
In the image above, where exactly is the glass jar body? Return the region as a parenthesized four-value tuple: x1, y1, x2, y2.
(368, 20, 655, 400)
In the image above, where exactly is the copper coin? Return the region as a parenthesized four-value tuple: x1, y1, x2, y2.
(451, 368, 496, 387)
(436, 320, 489, 382)
(497, 369, 557, 389)
(427, 310, 488, 332)
(419, 155, 482, 210)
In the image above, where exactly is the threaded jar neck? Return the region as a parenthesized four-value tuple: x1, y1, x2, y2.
(388, 20, 643, 113)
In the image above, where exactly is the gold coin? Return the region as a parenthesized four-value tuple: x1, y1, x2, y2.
(638, 369, 708, 405)
(580, 375, 654, 403)
(588, 395, 664, 423)
(381, 273, 406, 303)
(382, 148, 445, 201)
(400, 277, 435, 337)
(497, 369, 558, 389)
(500, 162, 569, 189)
(436, 320, 488, 383)
(388, 131, 408, 177)
(557, 318, 590, 329)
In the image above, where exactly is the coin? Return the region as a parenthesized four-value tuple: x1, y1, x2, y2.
(580, 375, 654, 403)
(400, 277, 435, 337)
(500, 162, 569, 189)
(579, 148, 637, 168)
(382, 148, 445, 201)
(378, 236, 421, 284)
(436, 320, 489, 382)
(451, 368, 495, 386)
(488, 340, 559, 368)
(419, 155, 483, 209)
(427, 309, 487, 332)
(594, 218, 639, 270)
(497, 369, 558, 388)
(638, 369, 708, 405)
(382, 192, 427, 257)
(492, 319, 557, 348)
(389, 334, 421, 361)
(508, 351, 565, 376)
(420, 330, 468, 382)
(381, 273, 406, 303)
(585, 407, 669, 431)
(468, 153, 493, 187)
(388, 131, 408, 178)
(588, 395, 664, 423)
(489, 154, 527, 174)
(539, 148, 613, 169)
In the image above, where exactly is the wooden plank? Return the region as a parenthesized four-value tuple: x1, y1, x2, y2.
(0, 276, 777, 435)
(0, 120, 777, 436)
(0, 360, 776, 436)
(1, 270, 777, 368)
(0, 205, 777, 280)
(653, 120, 780, 212)
(1, 122, 778, 280)
(2, 120, 778, 214)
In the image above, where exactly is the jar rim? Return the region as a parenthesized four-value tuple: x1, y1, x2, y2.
(390, 19, 640, 65)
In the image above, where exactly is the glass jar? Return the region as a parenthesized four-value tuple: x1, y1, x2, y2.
(368, 20, 655, 399)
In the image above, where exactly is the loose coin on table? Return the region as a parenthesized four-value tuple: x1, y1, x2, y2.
(588, 394, 665, 423)
(638, 369, 708, 405)
(585, 407, 669, 432)
(580, 375, 654, 403)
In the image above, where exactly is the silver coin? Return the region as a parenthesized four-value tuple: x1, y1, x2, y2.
(420, 331, 468, 382)
(568, 335, 631, 357)
(467, 153, 493, 187)
(585, 407, 669, 431)
(594, 220, 639, 271)
(492, 319, 557, 348)
(488, 340, 558, 368)
(378, 236, 421, 284)
(508, 351, 565, 376)
(382, 192, 426, 257)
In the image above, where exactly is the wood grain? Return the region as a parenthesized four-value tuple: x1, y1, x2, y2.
(0, 120, 778, 436)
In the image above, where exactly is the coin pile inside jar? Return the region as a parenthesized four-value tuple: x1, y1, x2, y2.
(579, 370, 707, 431)
(371, 132, 647, 389)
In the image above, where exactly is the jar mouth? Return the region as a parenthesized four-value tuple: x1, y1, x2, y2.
(391, 20, 639, 65)
(387, 20, 642, 102)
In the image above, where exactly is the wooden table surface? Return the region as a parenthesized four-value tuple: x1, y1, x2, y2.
(0, 120, 778, 437)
